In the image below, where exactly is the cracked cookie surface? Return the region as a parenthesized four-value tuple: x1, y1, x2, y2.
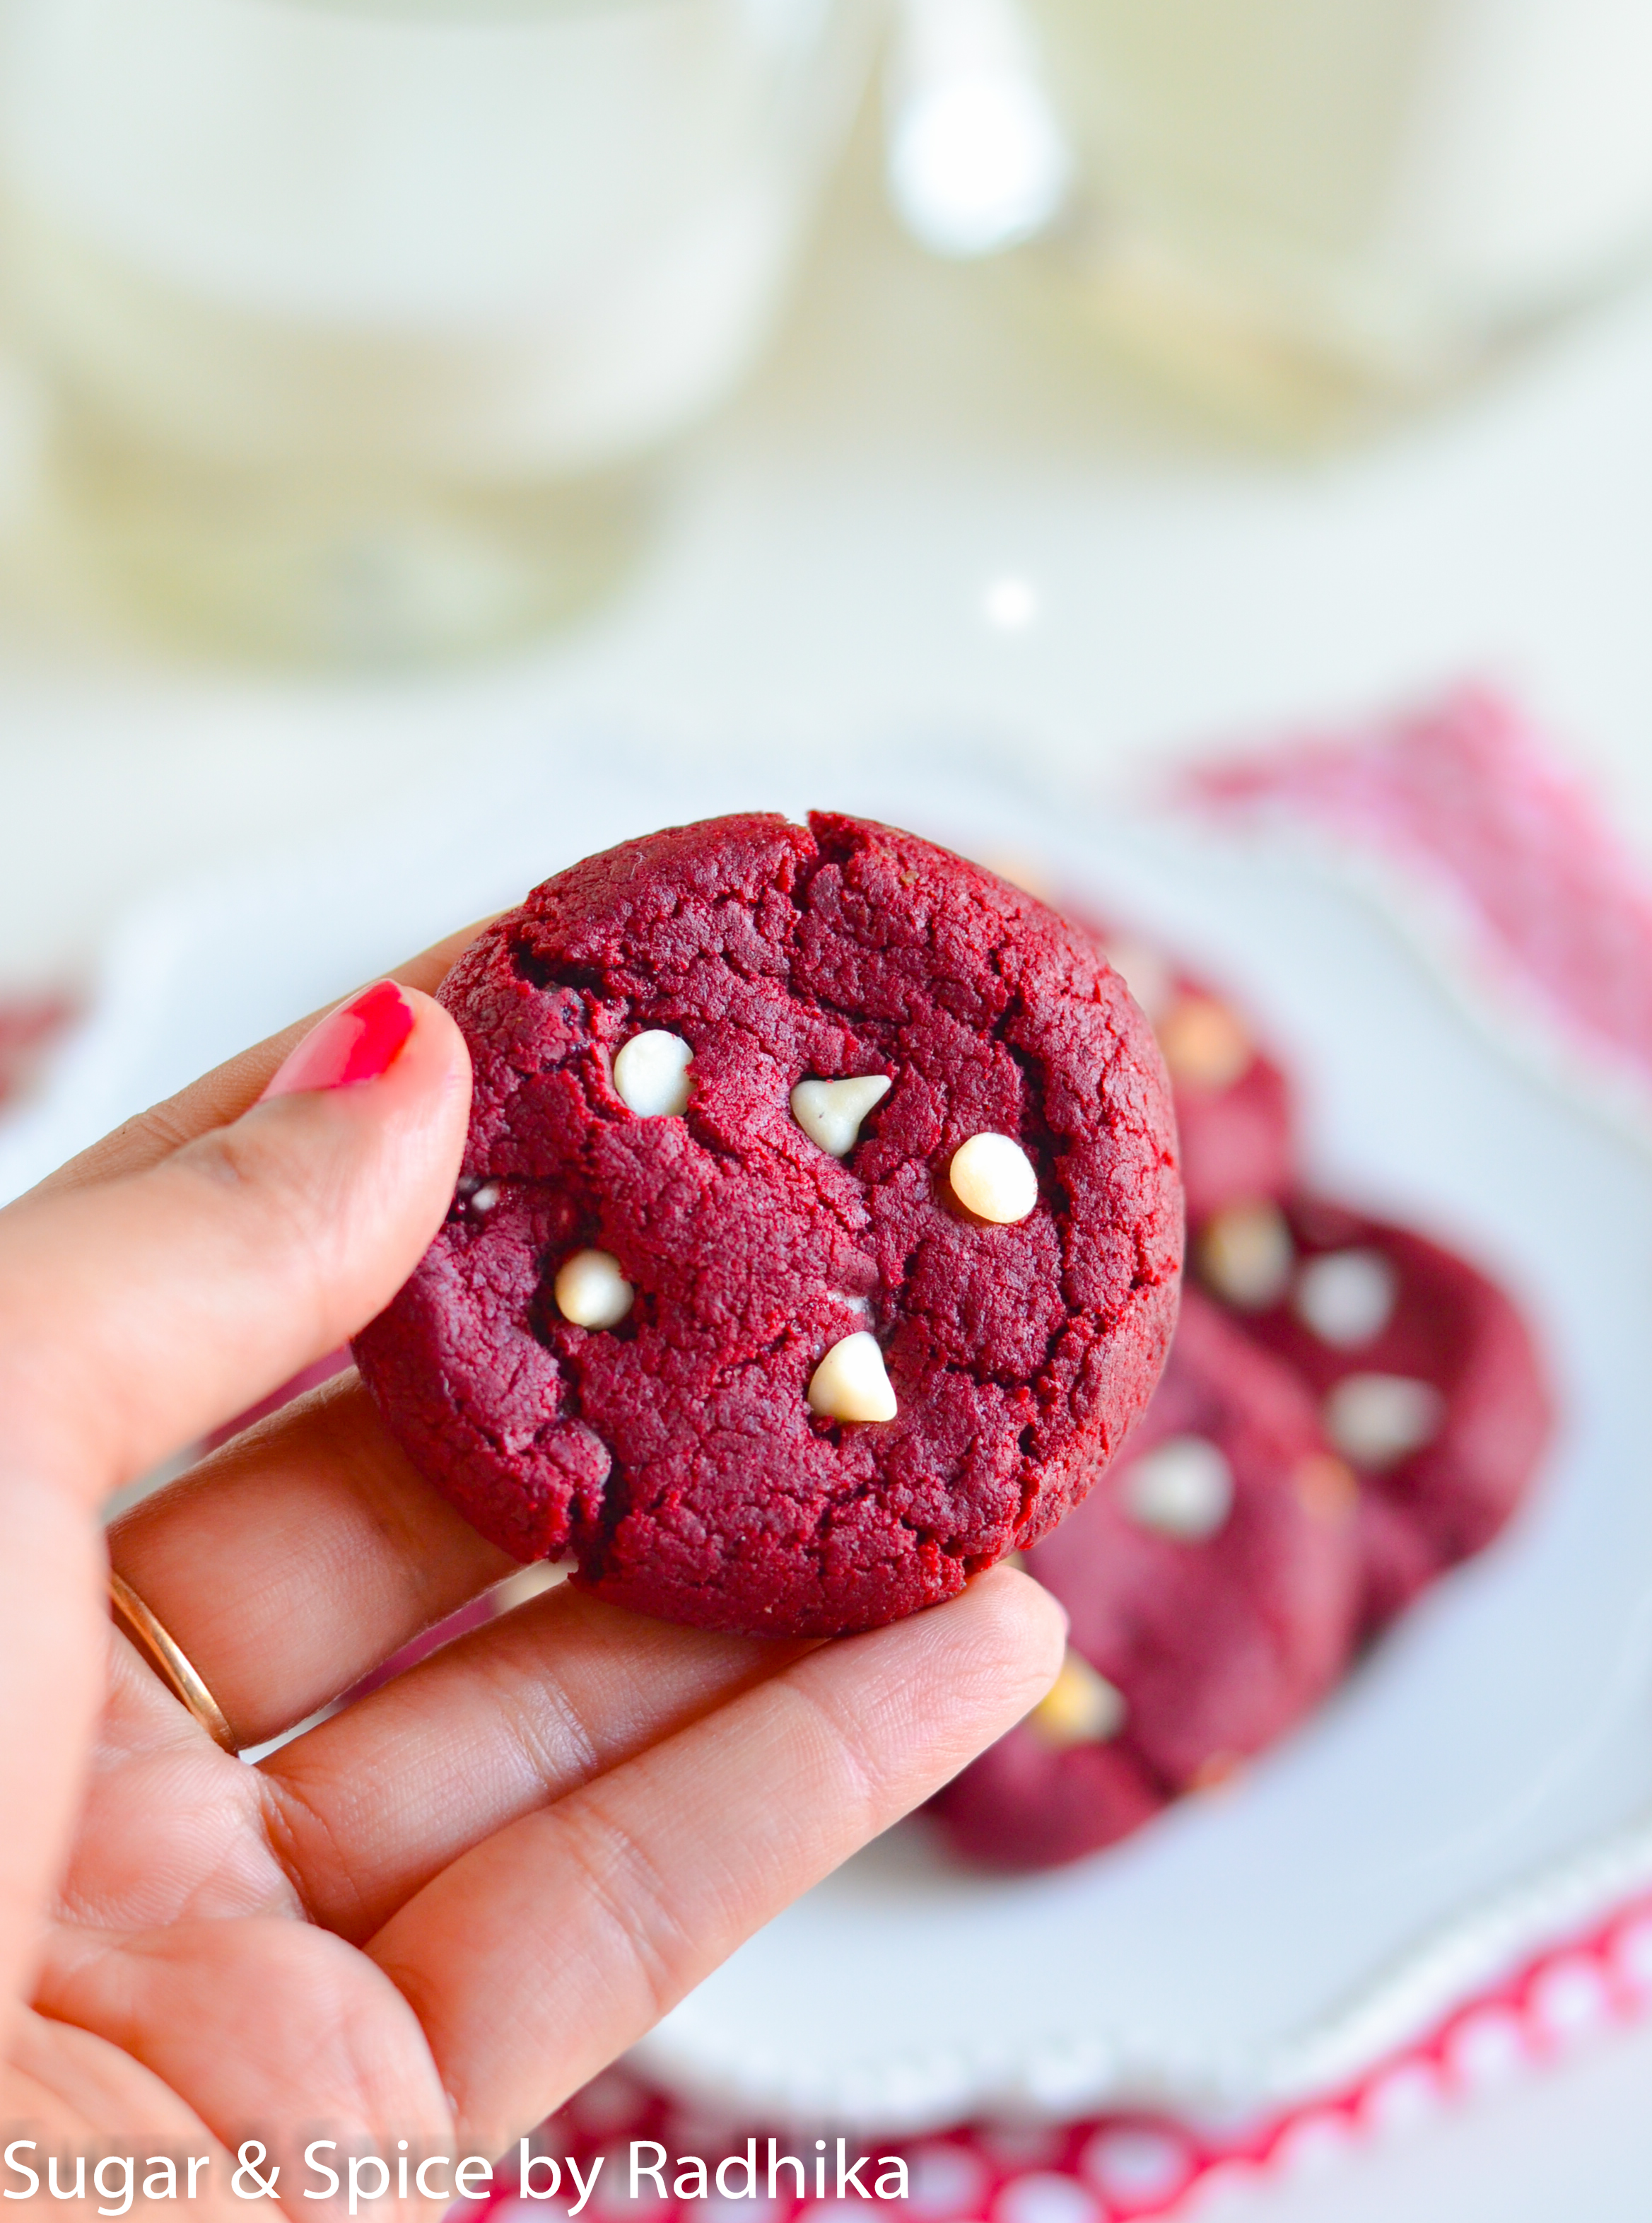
(354, 812, 1183, 1637)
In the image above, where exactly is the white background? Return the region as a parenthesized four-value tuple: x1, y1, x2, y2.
(2, 122, 1651, 2213)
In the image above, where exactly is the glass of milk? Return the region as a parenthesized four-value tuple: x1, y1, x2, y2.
(0, 0, 876, 660)
(1002, 0, 1652, 430)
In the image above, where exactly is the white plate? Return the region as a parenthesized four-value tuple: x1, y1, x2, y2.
(8, 733, 1652, 2137)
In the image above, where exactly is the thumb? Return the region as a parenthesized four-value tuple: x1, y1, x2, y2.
(0, 981, 471, 1500)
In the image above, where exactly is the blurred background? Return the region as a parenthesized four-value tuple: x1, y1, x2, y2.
(4, 1, 1652, 2212)
(3, 0, 1652, 964)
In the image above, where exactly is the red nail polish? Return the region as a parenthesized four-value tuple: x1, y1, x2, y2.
(262, 981, 416, 1099)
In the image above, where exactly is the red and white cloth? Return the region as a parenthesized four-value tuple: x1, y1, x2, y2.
(487, 1889, 1652, 2222)
(1188, 684, 1652, 1095)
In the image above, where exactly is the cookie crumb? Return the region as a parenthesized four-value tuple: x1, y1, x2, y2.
(1198, 1197, 1294, 1310)
(949, 1132, 1038, 1224)
(613, 1029, 693, 1116)
(1325, 1372, 1444, 1466)
(554, 1248, 635, 1329)
(790, 1073, 891, 1157)
(1123, 1433, 1234, 1540)
(1029, 1652, 1127, 1746)
(807, 1330, 897, 1423)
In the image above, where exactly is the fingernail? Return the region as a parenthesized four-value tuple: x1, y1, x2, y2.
(262, 981, 416, 1099)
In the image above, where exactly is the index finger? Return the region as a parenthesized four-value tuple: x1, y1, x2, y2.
(38, 916, 494, 1198)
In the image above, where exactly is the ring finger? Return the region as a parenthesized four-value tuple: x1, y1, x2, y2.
(108, 1371, 517, 1749)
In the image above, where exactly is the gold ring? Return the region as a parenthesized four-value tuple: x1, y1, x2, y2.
(107, 1570, 238, 1753)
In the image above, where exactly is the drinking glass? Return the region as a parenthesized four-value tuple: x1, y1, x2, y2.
(900, 0, 1652, 434)
(0, 0, 877, 659)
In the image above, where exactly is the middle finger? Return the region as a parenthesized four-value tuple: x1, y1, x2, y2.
(255, 1579, 803, 1941)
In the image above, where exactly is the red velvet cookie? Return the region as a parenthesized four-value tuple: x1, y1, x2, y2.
(1222, 1198, 1554, 1635)
(355, 812, 1183, 1638)
(929, 1291, 1360, 1869)
(1074, 919, 1296, 1223)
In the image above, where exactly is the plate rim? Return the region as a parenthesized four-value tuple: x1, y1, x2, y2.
(7, 730, 1646, 2135)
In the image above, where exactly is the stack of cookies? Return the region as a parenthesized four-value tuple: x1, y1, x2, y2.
(930, 924, 1553, 1869)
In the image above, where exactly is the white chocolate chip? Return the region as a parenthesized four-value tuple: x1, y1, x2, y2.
(1198, 1198, 1294, 1311)
(553, 1248, 635, 1329)
(1103, 939, 1176, 1025)
(469, 1181, 500, 1214)
(1157, 996, 1253, 1091)
(1324, 1373, 1444, 1467)
(1029, 1651, 1127, 1748)
(612, 1029, 693, 1116)
(790, 1074, 891, 1157)
(1294, 1248, 1399, 1348)
(949, 1132, 1038, 1224)
(807, 1330, 897, 1423)
(1123, 1434, 1234, 1541)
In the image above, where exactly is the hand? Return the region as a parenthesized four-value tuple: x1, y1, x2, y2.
(0, 930, 1065, 2218)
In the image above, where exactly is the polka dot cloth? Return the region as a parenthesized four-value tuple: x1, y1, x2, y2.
(473, 1898, 1652, 2223)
